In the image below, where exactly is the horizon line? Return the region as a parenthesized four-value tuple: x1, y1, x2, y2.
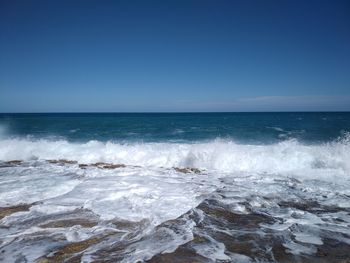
(1, 111, 350, 114)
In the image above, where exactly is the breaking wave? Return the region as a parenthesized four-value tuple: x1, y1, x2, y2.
(1, 134, 349, 179)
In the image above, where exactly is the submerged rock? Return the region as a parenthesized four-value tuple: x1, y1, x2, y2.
(5, 160, 22, 165)
(47, 159, 78, 165)
(148, 246, 208, 263)
(37, 236, 102, 263)
(39, 218, 98, 229)
(79, 162, 126, 169)
(97, 163, 126, 169)
(0, 204, 32, 220)
(45, 160, 127, 170)
(174, 167, 201, 174)
(0, 160, 23, 168)
(78, 163, 89, 169)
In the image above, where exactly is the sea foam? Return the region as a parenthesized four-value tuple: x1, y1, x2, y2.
(0, 136, 349, 180)
(1, 136, 350, 262)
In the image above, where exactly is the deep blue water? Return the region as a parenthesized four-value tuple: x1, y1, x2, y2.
(0, 112, 349, 143)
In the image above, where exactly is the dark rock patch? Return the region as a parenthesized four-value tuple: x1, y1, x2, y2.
(0, 204, 32, 220)
(278, 200, 347, 214)
(39, 218, 98, 228)
(36, 232, 117, 263)
(78, 164, 89, 169)
(5, 160, 22, 165)
(148, 246, 208, 263)
(47, 159, 78, 165)
(79, 162, 126, 169)
(36, 237, 101, 263)
(197, 200, 274, 229)
(174, 167, 201, 174)
(0, 160, 23, 168)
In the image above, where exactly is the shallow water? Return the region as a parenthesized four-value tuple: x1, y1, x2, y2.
(0, 113, 349, 262)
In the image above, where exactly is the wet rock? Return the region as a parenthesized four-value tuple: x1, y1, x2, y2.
(39, 218, 98, 228)
(5, 160, 22, 165)
(4, 208, 99, 232)
(37, 242, 95, 262)
(47, 159, 78, 165)
(78, 164, 89, 169)
(278, 200, 320, 211)
(79, 162, 126, 169)
(147, 246, 208, 263)
(197, 200, 273, 228)
(0, 204, 32, 220)
(278, 200, 346, 214)
(311, 238, 350, 263)
(100, 163, 126, 169)
(111, 218, 149, 231)
(37, 236, 106, 263)
(183, 199, 294, 261)
(174, 167, 201, 174)
(0, 160, 23, 168)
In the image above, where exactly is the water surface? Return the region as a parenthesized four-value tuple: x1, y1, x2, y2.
(0, 112, 349, 262)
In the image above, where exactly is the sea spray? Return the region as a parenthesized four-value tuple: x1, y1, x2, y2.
(0, 137, 349, 180)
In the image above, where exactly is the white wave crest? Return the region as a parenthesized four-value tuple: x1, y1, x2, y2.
(1, 137, 349, 180)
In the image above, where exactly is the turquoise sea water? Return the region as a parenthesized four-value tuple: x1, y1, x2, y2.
(1, 112, 349, 143)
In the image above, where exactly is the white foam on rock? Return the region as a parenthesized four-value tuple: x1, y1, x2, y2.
(0, 164, 216, 226)
(1, 135, 350, 262)
(0, 166, 80, 206)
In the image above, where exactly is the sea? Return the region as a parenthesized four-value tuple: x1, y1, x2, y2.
(0, 112, 349, 262)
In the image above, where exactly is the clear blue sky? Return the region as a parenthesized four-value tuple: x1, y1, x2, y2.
(0, 0, 349, 112)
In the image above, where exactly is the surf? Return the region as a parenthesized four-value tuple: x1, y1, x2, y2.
(0, 136, 349, 180)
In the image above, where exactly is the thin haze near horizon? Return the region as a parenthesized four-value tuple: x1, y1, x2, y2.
(0, 0, 349, 112)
